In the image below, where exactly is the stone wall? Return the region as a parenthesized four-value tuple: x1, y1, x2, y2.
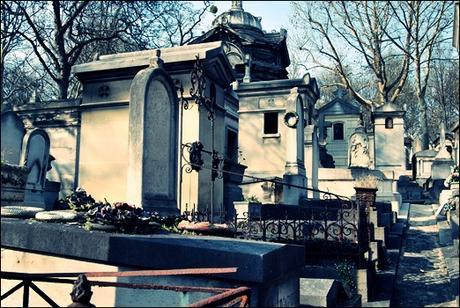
(1, 218, 304, 307)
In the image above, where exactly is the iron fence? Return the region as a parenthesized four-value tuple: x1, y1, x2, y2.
(1, 268, 250, 307)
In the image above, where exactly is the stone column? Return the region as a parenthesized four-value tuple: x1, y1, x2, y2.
(283, 87, 307, 205)
(305, 124, 319, 199)
(354, 187, 377, 268)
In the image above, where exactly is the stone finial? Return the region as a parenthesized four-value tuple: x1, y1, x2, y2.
(231, 1, 243, 11)
(150, 49, 164, 68)
(243, 53, 252, 83)
(334, 87, 348, 99)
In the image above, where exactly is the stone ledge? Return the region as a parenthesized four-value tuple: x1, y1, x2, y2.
(0, 218, 304, 284)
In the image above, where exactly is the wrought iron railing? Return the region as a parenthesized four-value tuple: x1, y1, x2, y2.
(180, 176, 371, 265)
(1, 268, 250, 307)
(235, 200, 358, 244)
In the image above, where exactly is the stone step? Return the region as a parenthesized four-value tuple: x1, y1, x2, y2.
(300, 278, 338, 307)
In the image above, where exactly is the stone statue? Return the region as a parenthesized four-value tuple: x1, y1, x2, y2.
(231, 1, 243, 11)
(243, 53, 252, 83)
(348, 123, 370, 168)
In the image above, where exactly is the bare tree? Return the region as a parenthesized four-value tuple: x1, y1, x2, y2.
(1, 1, 26, 102)
(7, 1, 211, 100)
(12, 1, 140, 99)
(291, 1, 412, 110)
(426, 58, 459, 142)
(384, 1, 455, 149)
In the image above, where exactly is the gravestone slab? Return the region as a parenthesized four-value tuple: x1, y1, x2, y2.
(1, 111, 25, 164)
(20, 129, 51, 209)
(126, 60, 179, 215)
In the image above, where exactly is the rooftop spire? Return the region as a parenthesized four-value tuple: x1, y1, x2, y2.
(231, 1, 243, 11)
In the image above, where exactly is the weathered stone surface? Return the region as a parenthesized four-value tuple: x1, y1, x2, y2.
(300, 278, 337, 307)
(1, 206, 44, 218)
(348, 124, 370, 169)
(126, 64, 178, 215)
(34, 210, 81, 222)
(0, 218, 304, 284)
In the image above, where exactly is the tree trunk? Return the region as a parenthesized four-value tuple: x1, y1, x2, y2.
(57, 79, 69, 100)
(56, 65, 71, 100)
(418, 96, 430, 150)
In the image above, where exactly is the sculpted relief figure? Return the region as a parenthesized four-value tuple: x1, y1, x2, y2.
(348, 125, 370, 168)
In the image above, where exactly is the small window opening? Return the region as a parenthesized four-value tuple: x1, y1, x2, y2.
(264, 112, 278, 134)
(385, 117, 393, 129)
(333, 123, 344, 140)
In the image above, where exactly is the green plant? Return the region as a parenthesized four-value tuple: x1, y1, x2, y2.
(244, 195, 261, 203)
(335, 260, 357, 294)
(0, 162, 28, 187)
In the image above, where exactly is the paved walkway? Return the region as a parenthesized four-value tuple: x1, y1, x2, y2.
(393, 203, 457, 307)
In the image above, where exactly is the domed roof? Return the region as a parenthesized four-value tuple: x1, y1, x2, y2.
(212, 1, 262, 31)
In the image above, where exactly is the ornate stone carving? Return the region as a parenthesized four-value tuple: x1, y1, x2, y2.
(348, 123, 370, 168)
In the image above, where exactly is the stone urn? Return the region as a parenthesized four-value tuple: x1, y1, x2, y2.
(354, 187, 378, 209)
(354, 186, 377, 253)
(1, 162, 28, 206)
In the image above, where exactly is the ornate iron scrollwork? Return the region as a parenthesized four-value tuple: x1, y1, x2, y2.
(189, 141, 204, 172)
(211, 150, 224, 181)
(189, 55, 215, 120)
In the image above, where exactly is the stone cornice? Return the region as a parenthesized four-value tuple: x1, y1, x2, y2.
(14, 100, 81, 128)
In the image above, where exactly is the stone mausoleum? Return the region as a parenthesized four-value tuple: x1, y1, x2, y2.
(192, 0, 320, 203)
